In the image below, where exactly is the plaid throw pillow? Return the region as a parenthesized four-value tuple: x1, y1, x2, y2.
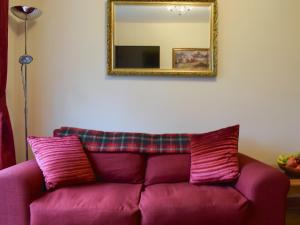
(54, 127, 191, 154)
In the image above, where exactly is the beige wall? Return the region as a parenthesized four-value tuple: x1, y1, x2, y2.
(116, 22, 210, 69)
(7, 0, 300, 165)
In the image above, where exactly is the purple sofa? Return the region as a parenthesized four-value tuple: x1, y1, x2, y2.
(0, 152, 289, 225)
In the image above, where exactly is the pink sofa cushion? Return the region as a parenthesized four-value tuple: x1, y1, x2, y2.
(145, 154, 190, 185)
(87, 152, 146, 183)
(30, 183, 142, 225)
(190, 125, 240, 184)
(27, 136, 96, 190)
(139, 183, 249, 225)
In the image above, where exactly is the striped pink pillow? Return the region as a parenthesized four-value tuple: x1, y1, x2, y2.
(190, 125, 240, 184)
(28, 135, 96, 190)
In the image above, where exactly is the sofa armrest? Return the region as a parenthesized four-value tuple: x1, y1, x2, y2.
(235, 153, 290, 225)
(0, 160, 44, 225)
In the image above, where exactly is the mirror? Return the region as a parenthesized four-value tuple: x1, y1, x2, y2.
(107, 0, 218, 77)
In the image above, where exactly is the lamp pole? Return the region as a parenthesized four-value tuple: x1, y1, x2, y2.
(24, 19, 29, 160)
(10, 6, 42, 161)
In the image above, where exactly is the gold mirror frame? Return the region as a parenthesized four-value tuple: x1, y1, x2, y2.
(107, 0, 218, 77)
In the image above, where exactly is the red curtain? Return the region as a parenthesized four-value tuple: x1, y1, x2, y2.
(0, 0, 16, 169)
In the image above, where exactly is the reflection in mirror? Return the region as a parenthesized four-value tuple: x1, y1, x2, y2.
(107, 0, 218, 77)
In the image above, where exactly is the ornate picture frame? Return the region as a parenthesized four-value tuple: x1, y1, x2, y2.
(107, 0, 218, 77)
(173, 48, 210, 70)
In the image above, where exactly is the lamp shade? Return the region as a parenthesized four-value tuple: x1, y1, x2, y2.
(10, 6, 42, 21)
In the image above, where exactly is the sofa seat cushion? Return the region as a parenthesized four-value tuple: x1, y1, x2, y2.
(30, 183, 142, 225)
(139, 183, 249, 225)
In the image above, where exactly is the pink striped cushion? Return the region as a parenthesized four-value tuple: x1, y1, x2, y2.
(28, 136, 96, 190)
(190, 125, 240, 184)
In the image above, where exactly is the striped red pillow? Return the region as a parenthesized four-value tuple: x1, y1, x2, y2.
(28, 135, 96, 190)
(190, 125, 240, 184)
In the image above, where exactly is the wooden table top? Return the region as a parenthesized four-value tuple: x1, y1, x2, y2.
(290, 179, 300, 186)
(289, 179, 300, 199)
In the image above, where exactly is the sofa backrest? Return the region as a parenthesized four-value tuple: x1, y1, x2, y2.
(87, 152, 146, 184)
(87, 152, 191, 185)
(145, 154, 191, 185)
(54, 127, 192, 185)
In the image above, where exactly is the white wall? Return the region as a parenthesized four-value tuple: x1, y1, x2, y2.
(7, 0, 300, 165)
(116, 22, 210, 69)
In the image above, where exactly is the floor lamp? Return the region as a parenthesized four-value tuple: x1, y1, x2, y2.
(10, 6, 42, 161)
